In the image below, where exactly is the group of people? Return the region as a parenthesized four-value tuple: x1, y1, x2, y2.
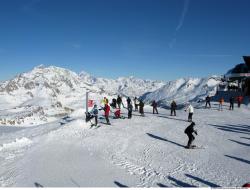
(86, 96, 196, 149)
(218, 95, 243, 111)
(205, 95, 244, 111)
(87, 95, 147, 126)
(87, 94, 246, 149)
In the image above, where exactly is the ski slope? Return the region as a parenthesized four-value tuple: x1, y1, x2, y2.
(0, 102, 249, 187)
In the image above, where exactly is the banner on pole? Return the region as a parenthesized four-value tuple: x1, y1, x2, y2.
(88, 100, 94, 107)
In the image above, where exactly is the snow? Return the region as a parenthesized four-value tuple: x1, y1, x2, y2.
(0, 65, 249, 187)
(0, 102, 249, 187)
(0, 137, 32, 152)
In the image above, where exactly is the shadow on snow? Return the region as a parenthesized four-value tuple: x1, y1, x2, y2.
(114, 181, 129, 188)
(225, 155, 250, 165)
(185, 174, 221, 187)
(146, 133, 185, 148)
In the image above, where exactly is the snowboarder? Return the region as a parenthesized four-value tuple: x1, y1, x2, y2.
(151, 100, 158, 114)
(205, 95, 211, 108)
(218, 97, 224, 111)
(170, 100, 177, 116)
(85, 105, 98, 125)
(128, 102, 133, 119)
(134, 97, 139, 111)
(229, 96, 234, 110)
(89, 104, 98, 126)
(184, 122, 198, 149)
(185, 103, 194, 122)
(117, 95, 123, 109)
(103, 100, 111, 125)
(139, 100, 145, 116)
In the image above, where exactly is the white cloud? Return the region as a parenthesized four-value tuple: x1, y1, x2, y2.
(168, 0, 190, 49)
(176, 0, 190, 32)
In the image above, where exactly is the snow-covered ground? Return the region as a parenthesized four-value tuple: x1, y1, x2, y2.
(0, 102, 249, 187)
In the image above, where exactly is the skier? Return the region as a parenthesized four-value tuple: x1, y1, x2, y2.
(127, 97, 131, 108)
(134, 97, 139, 111)
(89, 104, 98, 126)
(184, 122, 198, 149)
(229, 96, 234, 110)
(205, 95, 211, 108)
(185, 103, 194, 122)
(103, 100, 111, 125)
(218, 97, 224, 111)
(151, 100, 158, 114)
(127, 102, 133, 119)
(117, 95, 123, 109)
(170, 100, 177, 116)
(139, 100, 145, 116)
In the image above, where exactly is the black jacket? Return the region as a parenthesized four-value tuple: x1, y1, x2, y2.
(117, 97, 122, 104)
(171, 101, 177, 109)
(184, 123, 197, 135)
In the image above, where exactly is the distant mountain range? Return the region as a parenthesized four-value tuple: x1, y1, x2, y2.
(0, 65, 221, 126)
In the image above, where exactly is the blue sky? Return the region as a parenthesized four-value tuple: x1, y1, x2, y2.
(0, 0, 249, 81)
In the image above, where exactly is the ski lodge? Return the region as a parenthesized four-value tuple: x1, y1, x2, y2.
(222, 56, 250, 96)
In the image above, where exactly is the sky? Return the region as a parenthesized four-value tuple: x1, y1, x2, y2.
(0, 0, 250, 81)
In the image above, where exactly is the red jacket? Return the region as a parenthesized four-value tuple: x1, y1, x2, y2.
(104, 104, 110, 116)
(238, 96, 243, 103)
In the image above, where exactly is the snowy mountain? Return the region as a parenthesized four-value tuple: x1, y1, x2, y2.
(0, 65, 223, 126)
(141, 76, 222, 108)
(0, 65, 165, 126)
(79, 72, 165, 97)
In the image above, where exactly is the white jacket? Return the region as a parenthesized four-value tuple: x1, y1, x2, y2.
(186, 105, 194, 113)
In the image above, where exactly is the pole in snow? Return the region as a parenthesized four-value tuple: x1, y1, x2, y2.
(86, 91, 89, 122)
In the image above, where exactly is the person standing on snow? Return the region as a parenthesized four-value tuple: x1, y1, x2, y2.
(185, 103, 194, 122)
(218, 97, 224, 111)
(127, 102, 133, 119)
(205, 95, 211, 108)
(151, 100, 158, 114)
(229, 96, 234, 110)
(134, 97, 139, 111)
(127, 97, 131, 108)
(237, 96, 243, 108)
(117, 95, 123, 109)
(139, 100, 145, 116)
(103, 100, 111, 125)
(101, 97, 108, 107)
(170, 100, 177, 116)
(110, 98, 117, 109)
(184, 122, 198, 149)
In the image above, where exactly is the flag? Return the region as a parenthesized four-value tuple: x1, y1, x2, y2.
(88, 100, 94, 107)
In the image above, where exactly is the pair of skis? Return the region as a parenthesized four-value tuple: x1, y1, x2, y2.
(185, 145, 205, 149)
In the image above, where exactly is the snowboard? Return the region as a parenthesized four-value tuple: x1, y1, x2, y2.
(185, 145, 205, 149)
